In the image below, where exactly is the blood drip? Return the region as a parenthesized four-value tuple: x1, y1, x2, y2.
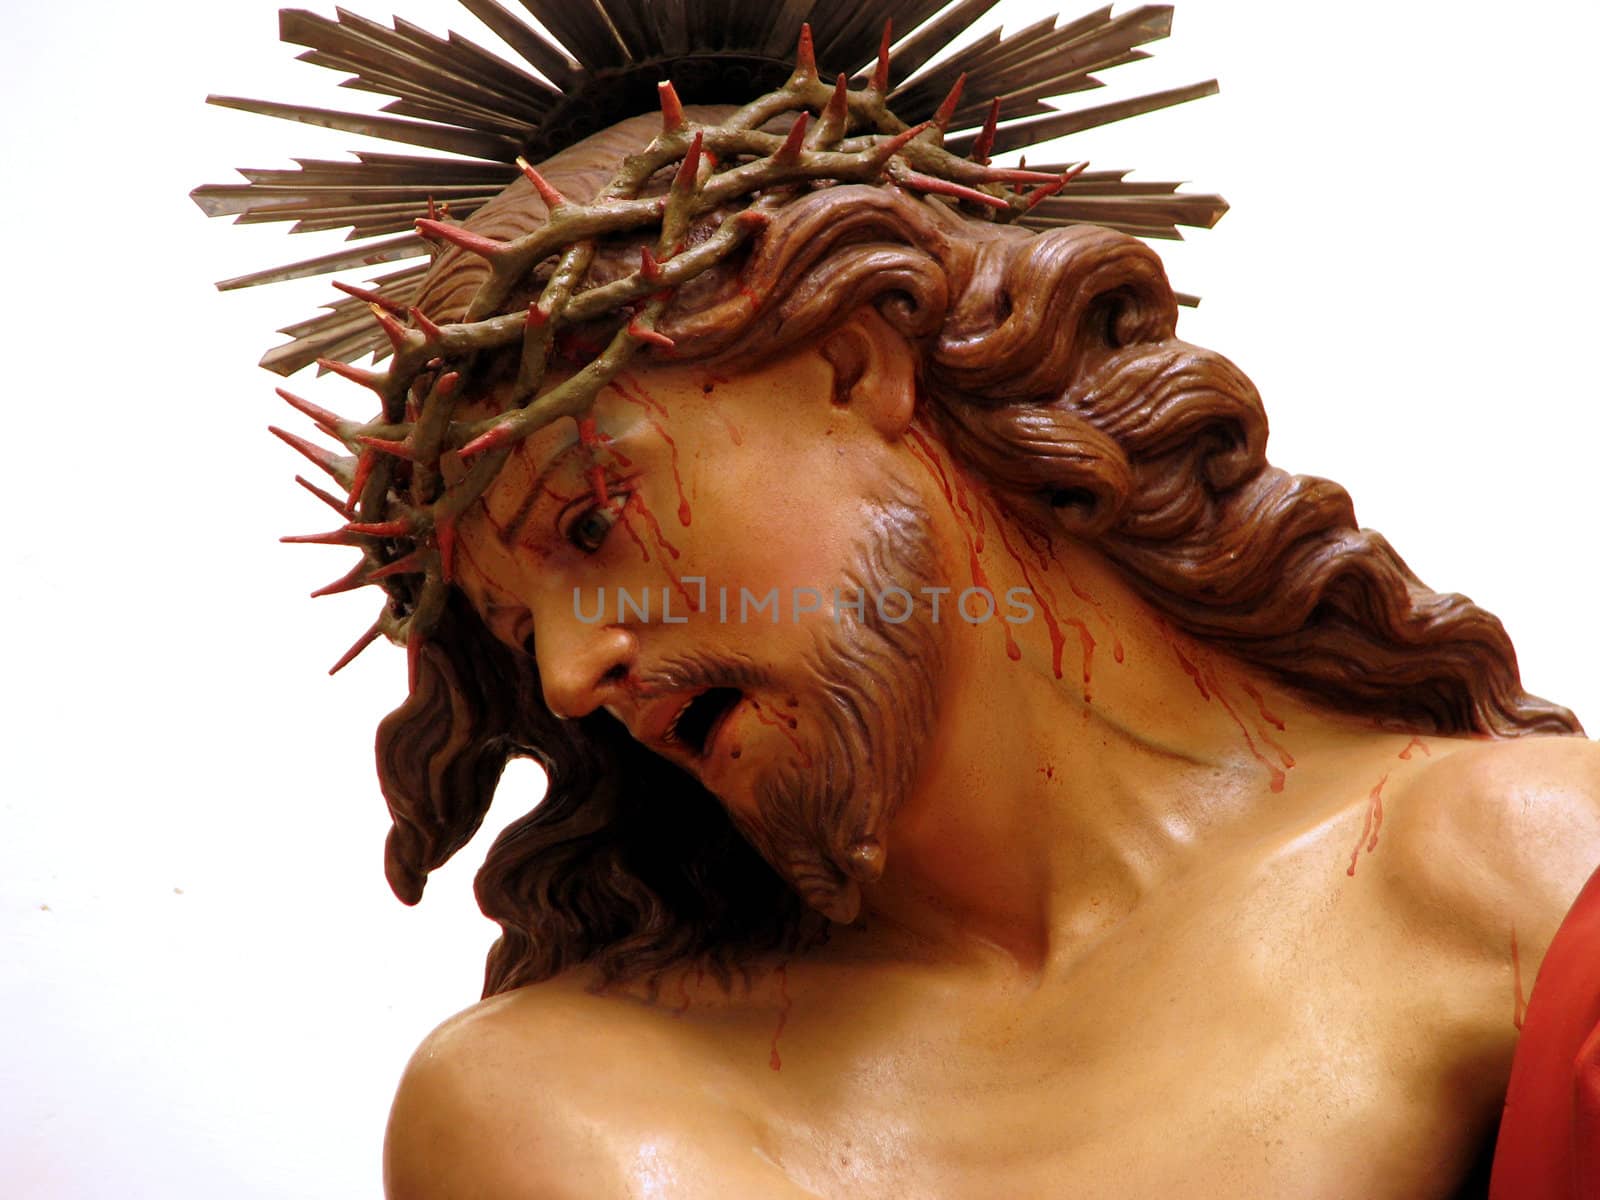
(614, 385, 692, 526)
(769, 964, 792, 1071)
(1208, 678, 1287, 793)
(618, 498, 652, 563)
(986, 499, 1081, 689)
(1399, 736, 1431, 761)
(1510, 928, 1528, 1030)
(1345, 773, 1389, 876)
(1240, 680, 1287, 732)
(623, 494, 680, 561)
(904, 429, 1021, 663)
(750, 698, 812, 766)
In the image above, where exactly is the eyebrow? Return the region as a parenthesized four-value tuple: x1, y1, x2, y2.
(499, 435, 581, 547)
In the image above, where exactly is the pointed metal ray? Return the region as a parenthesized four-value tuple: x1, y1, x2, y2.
(945, 79, 1219, 157)
(206, 95, 520, 161)
(454, 0, 579, 87)
(214, 234, 430, 291)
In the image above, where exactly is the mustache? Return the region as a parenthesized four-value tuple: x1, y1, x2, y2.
(635, 650, 773, 697)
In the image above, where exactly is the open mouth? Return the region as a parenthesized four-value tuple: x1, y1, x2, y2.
(666, 687, 743, 758)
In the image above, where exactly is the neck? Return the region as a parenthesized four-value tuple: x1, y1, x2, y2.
(858, 481, 1357, 978)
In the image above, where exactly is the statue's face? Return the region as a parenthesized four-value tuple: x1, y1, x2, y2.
(455, 331, 949, 916)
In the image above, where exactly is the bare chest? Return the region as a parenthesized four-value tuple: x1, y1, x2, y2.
(641, 875, 1510, 1198)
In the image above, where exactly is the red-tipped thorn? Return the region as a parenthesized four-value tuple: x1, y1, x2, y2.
(356, 434, 415, 460)
(776, 113, 809, 163)
(318, 357, 388, 395)
(344, 519, 412, 538)
(434, 520, 457, 584)
(933, 73, 967, 132)
(281, 529, 364, 546)
(516, 156, 568, 210)
(639, 246, 665, 284)
(332, 280, 408, 317)
(821, 73, 849, 128)
(794, 24, 817, 79)
(414, 217, 507, 261)
(576, 416, 600, 447)
(459, 421, 519, 458)
(628, 320, 676, 349)
(346, 449, 376, 515)
(276, 387, 347, 438)
(971, 97, 1001, 164)
(434, 371, 460, 400)
(269, 425, 352, 483)
(310, 562, 375, 598)
(367, 549, 430, 582)
(673, 131, 705, 192)
(329, 619, 384, 676)
(871, 120, 930, 167)
(872, 19, 893, 92)
(294, 474, 350, 517)
(899, 169, 1009, 210)
(736, 208, 772, 230)
(408, 306, 444, 341)
(526, 300, 551, 329)
(368, 303, 409, 352)
(658, 80, 686, 133)
(1019, 162, 1089, 214)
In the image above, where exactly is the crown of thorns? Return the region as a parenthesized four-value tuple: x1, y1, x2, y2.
(194, 3, 1226, 683)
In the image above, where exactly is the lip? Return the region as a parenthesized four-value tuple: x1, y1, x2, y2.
(633, 688, 744, 762)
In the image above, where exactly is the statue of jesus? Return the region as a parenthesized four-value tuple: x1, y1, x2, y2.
(195, 4, 1600, 1196)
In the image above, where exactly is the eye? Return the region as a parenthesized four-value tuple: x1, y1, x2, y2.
(563, 492, 630, 553)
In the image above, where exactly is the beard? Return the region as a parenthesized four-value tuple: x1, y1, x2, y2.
(728, 480, 948, 924)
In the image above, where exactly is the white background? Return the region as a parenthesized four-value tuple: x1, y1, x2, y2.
(3, 1, 1595, 1196)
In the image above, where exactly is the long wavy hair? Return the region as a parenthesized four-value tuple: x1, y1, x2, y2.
(378, 174, 1581, 997)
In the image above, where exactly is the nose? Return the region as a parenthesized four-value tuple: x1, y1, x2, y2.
(532, 614, 638, 720)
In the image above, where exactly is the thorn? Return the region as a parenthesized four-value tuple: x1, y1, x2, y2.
(736, 208, 772, 230)
(639, 246, 664, 283)
(977, 166, 1063, 185)
(776, 113, 809, 163)
(434, 371, 461, 399)
(276, 387, 347, 439)
(344, 519, 412, 538)
(294, 474, 350, 516)
(971, 98, 1001, 164)
(311, 562, 375, 598)
(318, 357, 389, 395)
(933, 72, 967, 132)
(658, 80, 686, 133)
(820, 73, 849, 131)
(414, 217, 507, 261)
(870, 121, 930, 168)
(367, 303, 410, 352)
(794, 24, 817, 80)
(526, 299, 551, 328)
(1019, 162, 1089, 214)
(628, 320, 676, 349)
(281, 529, 364, 546)
(576, 416, 600, 447)
(346, 449, 376, 515)
(434, 519, 457, 584)
(587, 465, 609, 505)
(516, 156, 568, 211)
(896, 167, 1009, 211)
(673, 131, 705, 193)
(872, 19, 893, 92)
(329, 617, 384, 676)
(269, 426, 353, 484)
(367, 549, 430, 582)
(408, 306, 444, 341)
(459, 421, 519, 458)
(427, 196, 440, 222)
(356, 435, 415, 460)
(332, 280, 408, 317)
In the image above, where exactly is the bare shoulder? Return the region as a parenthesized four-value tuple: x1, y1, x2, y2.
(384, 973, 809, 1200)
(1382, 734, 1600, 968)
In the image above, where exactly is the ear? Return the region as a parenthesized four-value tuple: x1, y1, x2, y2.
(818, 305, 917, 440)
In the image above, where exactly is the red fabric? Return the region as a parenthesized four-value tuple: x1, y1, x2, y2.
(1491, 865, 1600, 1199)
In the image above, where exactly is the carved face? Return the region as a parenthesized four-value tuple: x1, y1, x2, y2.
(454, 322, 949, 920)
